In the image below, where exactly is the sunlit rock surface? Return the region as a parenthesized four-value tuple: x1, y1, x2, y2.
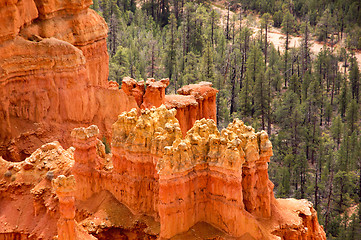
(0, 0, 138, 161)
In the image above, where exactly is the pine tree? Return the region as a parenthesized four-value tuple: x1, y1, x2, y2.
(252, 47, 268, 130)
(316, 8, 335, 43)
(182, 51, 198, 85)
(241, 43, 264, 118)
(200, 42, 215, 84)
(209, 9, 218, 46)
(102, 0, 121, 57)
(281, 10, 295, 88)
(165, 14, 177, 87)
(346, 98, 359, 134)
(239, 27, 252, 90)
(339, 76, 348, 119)
(331, 115, 343, 148)
(261, 13, 272, 65)
(349, 56, 360, 103)
(300, 21, 311, 78)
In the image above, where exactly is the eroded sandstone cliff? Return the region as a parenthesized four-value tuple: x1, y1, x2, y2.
(0, 0, 139, 162)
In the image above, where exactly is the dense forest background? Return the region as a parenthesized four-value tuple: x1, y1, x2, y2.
(91, 0, 361, 238)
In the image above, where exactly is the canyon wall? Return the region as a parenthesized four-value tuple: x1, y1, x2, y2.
(0, 0, 139, 161)
(156, 119, 273, 238)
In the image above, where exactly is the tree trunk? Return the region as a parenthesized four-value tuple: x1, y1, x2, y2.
(230, 45, 237, 115)
(324, 170, 334, 229)
(267, 70, 271, 135)
(226, 3, 230, 40)
(151, 45, 155, 77)
(285, 31, 289, 88)
(264, 23, 268, 65)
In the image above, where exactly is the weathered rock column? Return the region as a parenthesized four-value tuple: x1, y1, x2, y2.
(121, 77, 145, 107)
(110, 106, 182, 216)
(72, 125, 100, 168)
(52, 175, 76, 240)
(141, 78, 169, 109)
(177, 82, 219, 123)
(254, 131, 274, 218)
(242, 135, 259, 214)
(71, 125, 103, 200)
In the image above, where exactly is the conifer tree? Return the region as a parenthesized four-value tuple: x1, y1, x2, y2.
(316, 8, 335, 43)
(281, 10, 295, 88)
(346, 98, 359, 134)
(349, 56, 360, 103)
(165, 14, 177, 87)
(261, 13, 272, 65)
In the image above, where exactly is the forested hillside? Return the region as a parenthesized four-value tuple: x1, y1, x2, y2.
(91, 0, 361, 238)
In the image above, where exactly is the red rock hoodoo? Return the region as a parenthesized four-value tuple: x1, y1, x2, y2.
(121, 77, 219, 136)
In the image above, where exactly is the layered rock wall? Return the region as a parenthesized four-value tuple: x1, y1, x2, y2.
(177, 82, 218, 123)
(0, 0, 138, 161)
(0, 0, 38, 42)
(140, 78, 170, 110)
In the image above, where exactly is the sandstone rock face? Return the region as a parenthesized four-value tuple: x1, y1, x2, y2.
(71, 107, 182, 217)
(32, 0, 92, 19)
(0, 141, 74, 239)
(164, 95, 198, 134)
(0, 0, 138, 161)
(156, 119, 271, 238)
(0, 0, 38, 42)
(164, 81, 218, 136)
(0, 141, 96, 240)
(68, 107, 326, 240)
(177, 81, 218, 123)
(0, 106, 326, 239)
(52, 175, 96, 240)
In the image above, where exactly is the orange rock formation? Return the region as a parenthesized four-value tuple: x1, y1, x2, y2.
(121, 78, 219, 136)
(66, 108, 325, 239)
(166, 82, 218, 136)
(0, 0, 138, 161)
(52, 175, 77, 240)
